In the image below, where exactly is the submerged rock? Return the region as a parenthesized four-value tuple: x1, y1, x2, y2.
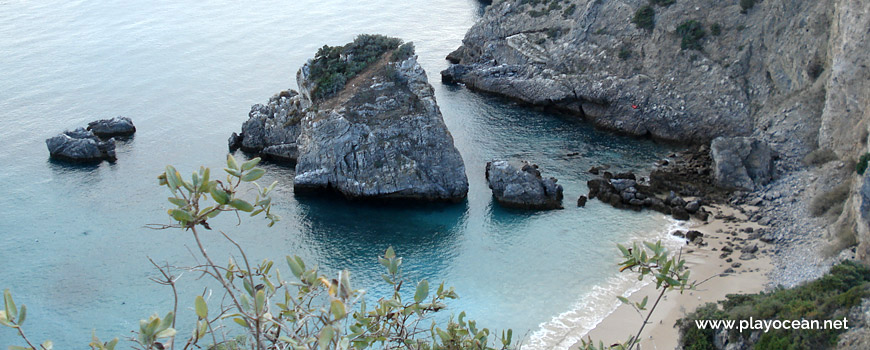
(87, 116, 136, 138)
(46, 128, 116, 162)
(485, 160, 563, 209)
(711, 137, 774, 190)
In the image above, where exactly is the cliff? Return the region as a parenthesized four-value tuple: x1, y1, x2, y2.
(446, 0, 869, 261)
(231, 35, 469, 202)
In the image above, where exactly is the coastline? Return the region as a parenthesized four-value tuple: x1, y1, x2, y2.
(574, 204, 773, 349)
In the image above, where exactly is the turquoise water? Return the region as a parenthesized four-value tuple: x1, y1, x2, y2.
(0, 0, 676, 347)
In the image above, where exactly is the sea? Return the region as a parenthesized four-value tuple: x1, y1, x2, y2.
(0, 0, 683, 348)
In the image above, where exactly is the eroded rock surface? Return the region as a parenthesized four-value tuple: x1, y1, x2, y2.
(87, 116, 136, 138)
(46, 128, 116, 163)
(711, 137, 774, 190)
(485, 160, 563, 209)
(232, 37, 468, 202)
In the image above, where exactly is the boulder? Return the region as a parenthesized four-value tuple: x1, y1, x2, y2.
(685, 200, 701, 213)
(46, 128, 116, 162)
(672, 207, 690, 221)
(485, 160, 563, 209)
(86, 116, 136, 138)
(686, 230, 704, 242)
(577, 195, 587, 207)
(710, 137, 774, 190)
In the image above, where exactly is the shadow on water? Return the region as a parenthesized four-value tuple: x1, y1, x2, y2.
(293, 192, 469, 274)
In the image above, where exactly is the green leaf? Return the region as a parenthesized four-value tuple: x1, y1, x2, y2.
(330, 300, 346, 320)
(414, 279, 429, 303)
(9, 346, 31, 350)
(640, 295, 648, 309)
(617, 243, 629, 257)
(617, 296, 631, 305)
(167, 197, 187, 207)
(255, 290, 266, 314)
(17, 305, 25, 326)
(436, 328, 452, 342)
(168, 209, 195, 223)
(241, 157, 261, 171)
(40, 341, 53, 350)
(209, 187, 230, 205)
(199, 167, 210, 191)
(241, 168, 266, 182)
(287, 256, 305, 278)
(165, 166, 181, 191)
(155, 328, 176, 339)
(4, 289, 17, 323)
(227, 154, 239, 170)
(318, 325, 335, 350)
(229, 199, 254, 212)
(384, 246, 396, 259)
(232, 317, 249, 328)
(195, 296, 208, 319)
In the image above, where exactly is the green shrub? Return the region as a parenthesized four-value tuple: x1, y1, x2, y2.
(547, 27, 562, 39)
(809, 183, 850, 217)
(308, 34, 403, 100)
(740, 0, 756, 12)
(391, 42, 415, 62)
(710, 23, 722, 36)
(618, 47, 631, 60)
(678, 260, 870, 349)
(676, 20, 705, 50)
(857, 153, 870, 175)
(562, 3, 577, 17)
(632, 5, 655, 31)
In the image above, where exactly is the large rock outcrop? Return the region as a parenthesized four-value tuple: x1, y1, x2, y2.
(442, 0, 835, 145)
(231, 35, 469, 202)
(711, 137, 774, 190)
(46, 128, 116, 163)
(485, 160, 563, 209)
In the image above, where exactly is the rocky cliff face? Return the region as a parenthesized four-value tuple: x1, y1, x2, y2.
(447, 0, 869, 264)
(232, 37, 468, 202)
(293, 54, 469, 201)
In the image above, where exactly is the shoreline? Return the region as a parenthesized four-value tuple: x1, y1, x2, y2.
(573, 204, 773, 350)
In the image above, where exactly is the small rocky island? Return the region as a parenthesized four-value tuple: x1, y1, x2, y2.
(486, 160, 563, 209)
(230, 35, 469, 202)
(46, 116, 136, 163)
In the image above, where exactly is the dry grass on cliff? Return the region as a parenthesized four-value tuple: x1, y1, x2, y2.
(810, 182, 851, 217)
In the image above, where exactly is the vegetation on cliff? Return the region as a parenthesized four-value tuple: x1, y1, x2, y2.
(678, 260, 870, 349)
(308, 34, 406, 100)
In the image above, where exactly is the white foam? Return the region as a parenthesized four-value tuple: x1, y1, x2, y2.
(523, 217, 689, 350)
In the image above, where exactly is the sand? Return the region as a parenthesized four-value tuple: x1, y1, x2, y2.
(574, 204, 773, 350)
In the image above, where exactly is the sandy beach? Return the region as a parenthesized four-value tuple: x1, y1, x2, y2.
(575, 204, 773, 350)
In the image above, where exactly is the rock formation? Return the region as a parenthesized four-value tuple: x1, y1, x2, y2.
(229, 90, 306, 163)
(46, 128, 116, 162)
(447, 0, 870, 270)
(485, 160, 563, 209)
(711, 137, 774, 190)
(87, 116, 136, 138)
(231, 35, 469, 202)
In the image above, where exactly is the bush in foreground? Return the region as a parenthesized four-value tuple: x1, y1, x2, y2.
(2, 155, 512, 350)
